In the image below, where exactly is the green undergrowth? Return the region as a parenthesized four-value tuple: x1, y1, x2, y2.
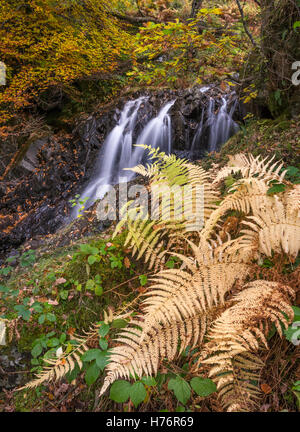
(0, 228, 146, 358)
(1, 113, 299, 412)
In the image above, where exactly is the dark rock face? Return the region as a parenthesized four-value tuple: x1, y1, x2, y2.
(0, 346, 28, 390)
(0, 85, 241, 256)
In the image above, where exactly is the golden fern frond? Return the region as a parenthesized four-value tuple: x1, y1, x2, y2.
(0, 318, 20, 347)
(201, 280, 294, 411)
(284, 184, 300, 217)
(114, 149, 219, 268)
(213, 153, 286, 185)
(131, 145, 189, 187)
(129, 146, 218, 219)
(185, 162, 219, 225)
(120, 217, 169, 271)
(100, 312, 207, 396)
(202, 178, 275, 239)
(127, 163, 159, 179)
(241, 193, 300, 259)
(18, 331, 90, 390)
(139, 237, 252, 338)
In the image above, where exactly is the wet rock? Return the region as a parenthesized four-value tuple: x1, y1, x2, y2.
(0, 346, 28, 390)
(0, 84, 241, 258)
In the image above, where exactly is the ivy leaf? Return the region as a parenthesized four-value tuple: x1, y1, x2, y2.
(46, 313, 56, 322)
(267, 183, 286, 195)
(85, 361, 101, 386)
(86, 279, 95, 290)
(112, 319, 128, 329)
(82, 349, 109, 370)
(66, 363, 80, 383)
(31, 302, 43, 313)
(90, 247, 99, 256)
(88, 255, 97, 265)
(141, 376, 157, 387)
(1, 267, 12, 276)
(99, 324, 110, 337)
(110, 380, 131, 403)
(82, 348, 102, 362)
(47, 338, 60, 347)
(38, 314, 45, 324)
(59, 290, 68, 300)
(129, 382, 147, 407)
(139, 275, 148, 286)
(99, 338, 108, 350)
(285, 166, 299, 177)
(0, 285, 9, 293)
(293, 21, 300, 30)
(14, 305, 31, 321)
(284, 306, 300, 344)
(95, 350, 109, 370)
(190, 377, 217, 397)
(31, 343, 43, 358)
(292, 380, 300, 392)
(95, 285, 103, 296)
(292, 306, 300, 321)
(79, 244, 90, 254)
(168, 377, 191, 405)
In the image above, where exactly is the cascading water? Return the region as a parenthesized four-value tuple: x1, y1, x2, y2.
(190, 109, 204, 155)
(129, 99, 175, 170)
(72, 98, 175, 217)
(189, 95, 239, 156)
(72, 97, 145, 216)
(72, 92, 239, 217)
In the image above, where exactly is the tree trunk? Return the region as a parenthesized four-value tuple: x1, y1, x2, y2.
(259, 0, 300, 115)
(190, 0, 203, 18)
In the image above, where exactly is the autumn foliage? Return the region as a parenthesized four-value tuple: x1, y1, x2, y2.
(128, 8, 246, 87)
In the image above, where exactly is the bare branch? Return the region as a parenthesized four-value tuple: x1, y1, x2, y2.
(111, 11, 159, 24)
(235, 0, 258, 47)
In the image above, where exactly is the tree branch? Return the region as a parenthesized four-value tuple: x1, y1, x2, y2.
(235, 0, 258, 47)
(190, 0, 203, 18)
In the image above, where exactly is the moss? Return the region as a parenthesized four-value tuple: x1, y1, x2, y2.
(14, 389, 42, 412)
(17, 325, 45, 352)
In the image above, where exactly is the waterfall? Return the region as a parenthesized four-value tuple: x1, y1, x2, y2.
(129, 99, 175, 171)
(190, 108, 204, 155)
(72, 98, 175, 217)
(72, 93, 238, 217)
(190, 96, 239, 155)
(72, 97, 145, 216)
(207, 97, 239, 153)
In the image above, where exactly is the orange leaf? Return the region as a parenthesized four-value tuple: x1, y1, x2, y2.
(124, 257, 131, 269)
(261, 383, 272, 394)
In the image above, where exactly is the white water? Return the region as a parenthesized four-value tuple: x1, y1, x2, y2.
(72, 98, 175, 216)
(191, 108, 204, 154)
(207, 97, 239, 152)
(129, 99, 175, 171)
(187, 96, 238, 156)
